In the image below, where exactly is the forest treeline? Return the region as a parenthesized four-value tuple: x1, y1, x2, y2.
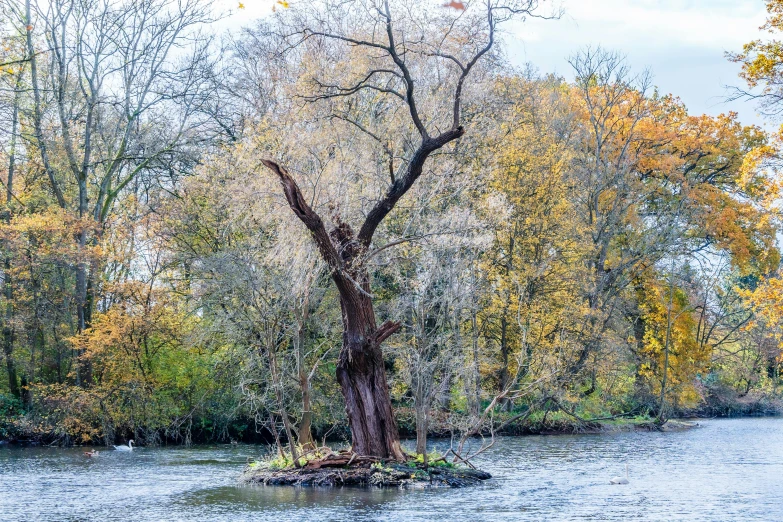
(1, 0, 783, 448)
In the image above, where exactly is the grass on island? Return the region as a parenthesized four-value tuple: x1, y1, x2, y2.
(248, 446, 457, 472)
(249, 445, 334, 471)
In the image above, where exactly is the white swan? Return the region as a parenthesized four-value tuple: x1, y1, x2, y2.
(113, 440, 135, 451)
(609, 463, 629, 485)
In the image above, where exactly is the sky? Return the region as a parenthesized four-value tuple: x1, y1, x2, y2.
(506, 0, 770, 128)
(217, 0, 771, 128)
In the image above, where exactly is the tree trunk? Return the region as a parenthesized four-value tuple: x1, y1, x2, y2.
(295, 322, 314, 449)
(298, 376, 314, 449)
(415, 400, 428, 457)
(26, 0, 66, 209)
(2, 71, 20, 401)
(75, 172, 93, 386)
(75, 248, 90, 386)
(336, 295, 404, 460)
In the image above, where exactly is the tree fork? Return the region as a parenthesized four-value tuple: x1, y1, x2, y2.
(262, 159, 405, 460)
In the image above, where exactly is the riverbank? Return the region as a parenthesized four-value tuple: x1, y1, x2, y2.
(394, 391, 783, 439)
(395, 409, 704, 440)
(2, 388, 779, 447)
(0, 413, 748, 446)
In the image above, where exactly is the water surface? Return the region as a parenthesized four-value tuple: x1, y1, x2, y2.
(2, 417, 782, 521)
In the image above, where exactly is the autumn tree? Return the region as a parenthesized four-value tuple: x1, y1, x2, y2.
(13, 0, 219, 385)
(475, 74, 583, 408)
(730, 0, 783, 116)
(562, 49, 779, 393)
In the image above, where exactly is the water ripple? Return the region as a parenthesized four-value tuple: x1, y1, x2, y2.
(1, 418, 783, 521)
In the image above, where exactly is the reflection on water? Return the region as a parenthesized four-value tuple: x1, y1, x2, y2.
(188, 484, 408, 512)
(2, 418, 783, 521)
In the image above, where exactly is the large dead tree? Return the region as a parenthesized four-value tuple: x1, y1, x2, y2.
(261, 0, 548, 460)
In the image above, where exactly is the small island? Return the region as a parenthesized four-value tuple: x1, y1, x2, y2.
(240, 449, 491, 488)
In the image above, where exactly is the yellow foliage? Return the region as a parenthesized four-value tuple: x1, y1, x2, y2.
(636, 274, 709, 410)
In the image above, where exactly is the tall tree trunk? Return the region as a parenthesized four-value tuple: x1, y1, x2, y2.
(75, 234, 90, 386)
(298, 371, 314, 449)
(294, 321, 314, 449)
(26, 0, 66, 208)
(335, 291, 404, 459)
(2, 69, 22, 400)
(414, 384, 429, 459)
(416, 401, 430, 466)
(75, 175, 92, 386)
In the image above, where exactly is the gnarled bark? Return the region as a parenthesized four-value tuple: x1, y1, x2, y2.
(337, 332, 403, 459)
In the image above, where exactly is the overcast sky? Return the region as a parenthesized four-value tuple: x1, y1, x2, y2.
(507, 0, 769, 127)
(219, 0, 771, 128)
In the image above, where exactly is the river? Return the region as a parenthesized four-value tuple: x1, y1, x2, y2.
(1, 417, 782, 521)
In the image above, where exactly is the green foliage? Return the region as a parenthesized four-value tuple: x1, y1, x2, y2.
(0, 393, 22, 439)
(411, 451, 455, 468)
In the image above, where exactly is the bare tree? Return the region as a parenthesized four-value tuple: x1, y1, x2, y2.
(259, 0, 550, 460)
(396, 244, 476, 462)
